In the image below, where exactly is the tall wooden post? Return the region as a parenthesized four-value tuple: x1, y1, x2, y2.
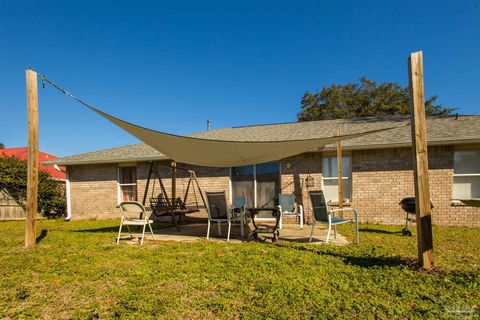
(408, 51, 434, 269)
(171, 161, 177, 202)
(142, 161, 154, 207)
(171, 161, 179, 231)
(337, 129, 343, 208)
(25, 69, 39, 248)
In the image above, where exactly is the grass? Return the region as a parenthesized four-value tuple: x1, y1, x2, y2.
(0, 220, 479, 319)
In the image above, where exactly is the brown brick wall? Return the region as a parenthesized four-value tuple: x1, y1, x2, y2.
(137, 161, 231, 207)
(350, 146, 480, 226)
(68, 145, 480, 226)
(68, 162, 230, 220)
(280, 153, 323, 225)
(68, 164, 118, 219)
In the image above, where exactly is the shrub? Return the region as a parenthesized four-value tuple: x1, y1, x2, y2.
(0, 156, 65, 217)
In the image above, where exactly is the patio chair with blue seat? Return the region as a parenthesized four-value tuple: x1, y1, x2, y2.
(233, 195, 247, 215)
(278, 193, 303, 230)
(308, 190, 359, 244)
(206, 191, 245, 241)
(116, 201, 155, 245)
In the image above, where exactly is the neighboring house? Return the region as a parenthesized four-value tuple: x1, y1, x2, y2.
(0, 148, 66, 180)
(0, 148, 65, 220)
(45, 115, 480, 226)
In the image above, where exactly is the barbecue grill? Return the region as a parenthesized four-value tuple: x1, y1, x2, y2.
(399, 197, 434, 236)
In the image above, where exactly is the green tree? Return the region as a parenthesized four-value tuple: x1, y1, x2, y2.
(0, 156, 65, 216)
(0, 143, 4, 149)
(297, 77, 454, 121)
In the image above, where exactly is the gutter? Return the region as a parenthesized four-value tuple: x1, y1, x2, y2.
(43, 155, 169, 166)
(65, 171, 72, 221)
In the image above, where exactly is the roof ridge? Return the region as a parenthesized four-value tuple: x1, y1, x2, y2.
(193, 115, 411, 133)
(194, 114, 480, 133)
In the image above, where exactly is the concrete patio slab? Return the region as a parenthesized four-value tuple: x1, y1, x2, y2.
(122, 222, 349, 245)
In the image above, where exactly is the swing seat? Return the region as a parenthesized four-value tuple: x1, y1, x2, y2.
(144, 165, 207, 231)
(149, 195, 200, 217)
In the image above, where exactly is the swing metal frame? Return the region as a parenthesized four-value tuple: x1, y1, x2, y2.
(141, 161, 207, 232)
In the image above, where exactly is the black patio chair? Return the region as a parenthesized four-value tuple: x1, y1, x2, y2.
(308, 190, 359, 244)
(206, 191, 244, 241)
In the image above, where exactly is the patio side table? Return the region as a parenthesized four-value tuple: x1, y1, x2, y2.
(245, 207, 281, 242)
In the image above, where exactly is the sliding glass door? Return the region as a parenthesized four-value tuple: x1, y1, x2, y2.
(231, 162, 280, 208)
(231, 165, 255, 207)
(256, 162, 280, 207)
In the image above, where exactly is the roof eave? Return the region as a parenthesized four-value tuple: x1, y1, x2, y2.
(322, 138, 480, 151)
(43, 155, 170, 166)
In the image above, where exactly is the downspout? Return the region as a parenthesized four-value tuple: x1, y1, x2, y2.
(65, 169, 72, 221)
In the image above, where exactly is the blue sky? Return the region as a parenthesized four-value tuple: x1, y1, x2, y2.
(1, 1, 479, 157)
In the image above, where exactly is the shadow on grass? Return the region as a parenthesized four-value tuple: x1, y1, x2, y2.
(282, 244, 414, 268)
(71, 223, 170, 234)
(359, 227, 403, 235)
(36, 229, 48, 244)
(73, 226, 120, 233)
(333, 252, 410, 268)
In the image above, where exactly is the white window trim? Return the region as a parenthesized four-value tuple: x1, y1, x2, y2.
(452, 149, 480, 200)
(65, 171, 72, 220)
(229, 167, 233, 205)
(321, 155, 352, 202)
(453, 173, 480, 177)
(117, 164, 138, 204)
(253, 164, 257, 207)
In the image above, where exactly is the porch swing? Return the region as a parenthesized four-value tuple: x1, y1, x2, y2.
(141, 161, 207, 231)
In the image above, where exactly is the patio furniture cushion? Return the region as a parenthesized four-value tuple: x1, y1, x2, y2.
(330, 217, 351, 225)
(279, 194, 295, 214)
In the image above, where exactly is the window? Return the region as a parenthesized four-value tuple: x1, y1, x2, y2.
(322, 156, 351, 204)
(231, 162, 280, 207)
(453, 150, 480, 200)
(118, 166, 137, 202)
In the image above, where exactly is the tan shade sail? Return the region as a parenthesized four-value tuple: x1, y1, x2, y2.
(85, 105, 402, 167)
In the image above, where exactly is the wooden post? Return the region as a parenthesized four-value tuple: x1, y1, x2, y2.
(191, 171, 207, 209)
(408, 51, 434, 269)
(171, 161, 179, 231)
(171, 161, 177, 202)
(25, 69, 39, 248)
(337, 129, 343, 208)
(142, 161, 154, 206)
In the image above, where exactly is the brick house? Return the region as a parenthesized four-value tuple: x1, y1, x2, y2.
(46, 115, 480, 226)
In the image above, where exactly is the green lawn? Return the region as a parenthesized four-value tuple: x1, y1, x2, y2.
(0, 220, 478, 319)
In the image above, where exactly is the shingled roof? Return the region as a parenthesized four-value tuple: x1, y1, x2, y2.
(47, 115, 480, 166)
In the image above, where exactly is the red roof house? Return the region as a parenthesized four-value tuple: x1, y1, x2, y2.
(0, 148, 66, 180)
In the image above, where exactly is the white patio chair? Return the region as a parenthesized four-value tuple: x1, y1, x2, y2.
(206, 191, 244, 241)
(278, 193, 303, 230)
(116, 201, 155, 245)
(308, 190, 359, 244)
